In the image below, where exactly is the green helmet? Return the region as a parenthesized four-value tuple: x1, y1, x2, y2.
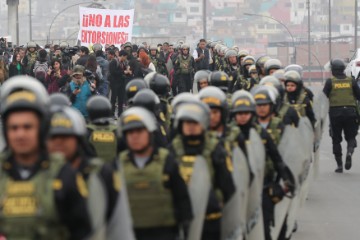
(241, 56, 256, 67)
(0, 76, 50, 145)
(174, 102, 210, 131)
(49, 106, 87, 137)
(238, 49, 249, 58)
(86, 95, 112, 121)
(208, 71, 230, 93)
(92, 43, 102, 52)
(149, 44, 158, 51)
(27, 41, 37, 49)
(126, 78, 148, 103)
(120, 107, 157, 133)
(259, 75, 285, 100)
(225, 49, 238, 59)
(255, 56, 271, 75)
(198, 86, 228, 124)
(194, 70, 210, 83)
(181, 43, 190, 50)
(123, 42, 133, 50)
(284, 64, 303, 78)
(144, 73, 170, 97)
(198, 86, 227, 109)
(59, 41, 69, 49)
(264, 58, 282, 75)
(231, 90, 256, 113)
(272, 69, 286, 81)
(252, 85, 277, 105)
(284, 70, 302, 85)
(1, 76, 49, 117)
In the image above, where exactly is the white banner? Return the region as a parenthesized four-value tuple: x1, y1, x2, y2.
(78, 7, 134, 47)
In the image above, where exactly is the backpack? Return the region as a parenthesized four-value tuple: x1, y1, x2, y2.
(33, 61, 48, 83)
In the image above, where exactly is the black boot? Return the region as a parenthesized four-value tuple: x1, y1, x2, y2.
(335, 156, 343, 173)
(345, 152, 352, 170)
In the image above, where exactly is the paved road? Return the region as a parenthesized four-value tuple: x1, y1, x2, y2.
(292, 85, 360, 239)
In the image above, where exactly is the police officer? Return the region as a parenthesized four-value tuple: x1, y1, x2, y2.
(214, 45, 228, 71)
(259, 76, 300, 127)
(0, 76, 92, 239)
(255, 56, 271, 81)
(323, 59, 360, 172)
(193, 70, 210, 93)
(198, 86, 235, 140)
(149, 45, 168, 76)
(174, 43, 195, 94)
(116, 107, 193, 240)
(144, 72, 172, 129)
(86, 95, 118, 162)
(284, 70, 316, 127)
(23, 41, 38, 75)
(125, 78, 148, 106)
(132, 89, 168, 147)
(169, 101, 235, 240)
(233, 56, 257, 92)
(224, 49, 241, 92)
(285, 64, 314, 102)
(49, 92, 71, 108)
(264, 58, 282, 76)
(231, 90, 295, 240)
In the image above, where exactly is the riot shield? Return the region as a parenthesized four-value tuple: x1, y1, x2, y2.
(0, 122, 5, 152)
(271, 126, 304, 240)
(188, 155, 211, 240)
(221, 147, 250, 240)
(192, 81, 199, 94)
(106, 163, 136, 240)
(245, 129, 266, 240)
(87, 171, 107, 240)
(298, 117, 314, 207)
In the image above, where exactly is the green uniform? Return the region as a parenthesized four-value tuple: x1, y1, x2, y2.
(0, 153, 68, 239)
(88, 124, 118, 162)
(120, 148, 177, 228)
(175, 55, 193, 75)
(284, 89, 307, 117)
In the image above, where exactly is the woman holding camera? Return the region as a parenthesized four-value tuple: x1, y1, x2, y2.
(45, 59, 68, 94)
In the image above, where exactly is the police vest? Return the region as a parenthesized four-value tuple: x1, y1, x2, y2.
(0, 153, 68, 239)
(329, 77, 357, 107)
(150, 56, 158, 70)
(284, 89, 307, 117)
(171, 134, 219, 185)
(120, 148, 177, 228)
(26, 52, 37, 71)
(88, 124, 118, 163)
(177, 56, 192, 74)
(278, 103, 290, 121)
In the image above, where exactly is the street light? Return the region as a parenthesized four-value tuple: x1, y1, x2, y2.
(48, 1, 97, 43)
(244, 12, 296, 64)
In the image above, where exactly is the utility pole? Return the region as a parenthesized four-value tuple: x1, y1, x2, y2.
(203, 0, 207, 39)
(7, 0, 19, 46)
(356, 0, 358, 51)
(329, 0, 332, 61)
(29, 0, 32, 41)
(307, 0, 311, 85)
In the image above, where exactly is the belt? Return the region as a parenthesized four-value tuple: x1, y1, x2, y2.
(205, 212, 222, 220)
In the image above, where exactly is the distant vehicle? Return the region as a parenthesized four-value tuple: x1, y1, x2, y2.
(345, 49, 360, 79)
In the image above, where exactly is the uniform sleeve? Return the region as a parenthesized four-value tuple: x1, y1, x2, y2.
(261, 129, 287, 178)
(322, 78, 332, 97)
(55, 164, 92, 240)
(164, 152, 193, 223)
(352, 79, 360, 101)
(211, 143, 236, 203)
(99, 161, 120, 222)
(304, 97, 316, 127)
